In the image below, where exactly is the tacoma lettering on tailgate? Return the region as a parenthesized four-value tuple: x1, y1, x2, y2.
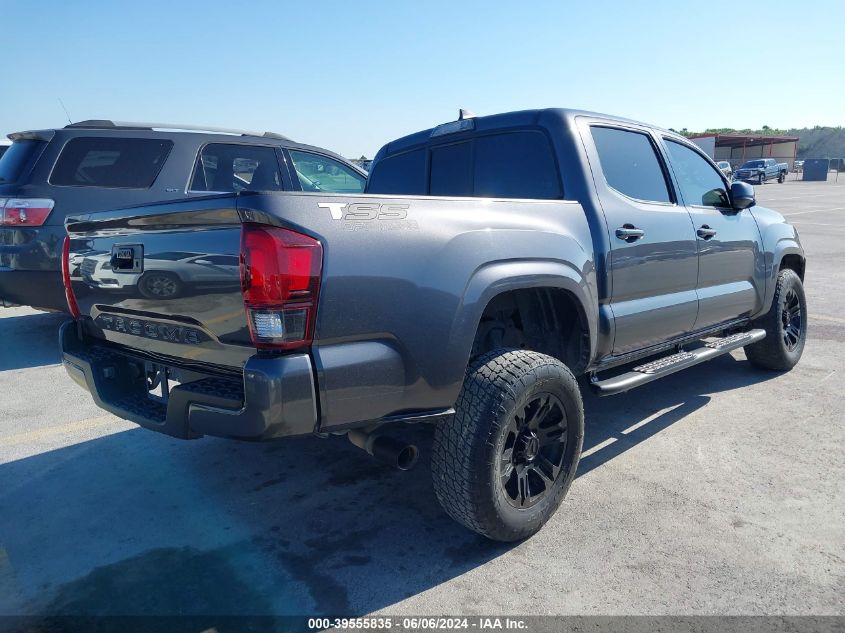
(95, 314, 206, 345)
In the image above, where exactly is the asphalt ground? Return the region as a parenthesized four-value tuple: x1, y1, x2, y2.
(0, 174, 842, 620)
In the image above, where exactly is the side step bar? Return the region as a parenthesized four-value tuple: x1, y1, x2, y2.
(590, 329, 766, 396)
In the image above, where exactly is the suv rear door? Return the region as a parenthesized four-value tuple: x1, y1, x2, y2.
(579, 120, 700, 355)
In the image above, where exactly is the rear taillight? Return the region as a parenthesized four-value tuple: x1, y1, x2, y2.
(240, 223, 323, 350)
(61, 236, 81, 318)
(0, 198, 55, 226)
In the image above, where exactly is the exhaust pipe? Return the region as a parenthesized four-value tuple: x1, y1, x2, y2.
(347, 430, 419, 471)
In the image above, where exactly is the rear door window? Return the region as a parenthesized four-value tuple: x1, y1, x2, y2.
(50, 137, 172, 188)
(191, 144, 283, 192)
(0, 140, 46, 184)
(288, 150, 366, 193)
(590, 127, 672, 203)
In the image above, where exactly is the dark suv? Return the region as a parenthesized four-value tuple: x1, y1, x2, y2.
(0, 121, 366, 311)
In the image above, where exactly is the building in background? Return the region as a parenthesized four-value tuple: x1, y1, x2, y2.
(690, 133, 799, 170)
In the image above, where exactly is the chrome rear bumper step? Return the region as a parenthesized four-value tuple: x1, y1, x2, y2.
(590, 329, 766, 396)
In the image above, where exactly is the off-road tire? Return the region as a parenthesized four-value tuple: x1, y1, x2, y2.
(431, 349, 584, 542)
(744, 268, 807, 371)
(778, 171, 786, 183)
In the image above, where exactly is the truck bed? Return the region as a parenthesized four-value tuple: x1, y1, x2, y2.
(64, 190, 594, 435)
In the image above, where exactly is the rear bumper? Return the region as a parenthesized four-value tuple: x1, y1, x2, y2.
(60, 320, 318, 440)
(0, 268, 68, 311)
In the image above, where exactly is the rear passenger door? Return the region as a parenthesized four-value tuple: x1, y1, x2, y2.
(661, 138, 764, 329)
(583, 123, 700, 355)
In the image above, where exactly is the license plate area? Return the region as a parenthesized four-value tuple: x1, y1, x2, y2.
(145, 362, 181, 403)
(110, 244, 143, 273)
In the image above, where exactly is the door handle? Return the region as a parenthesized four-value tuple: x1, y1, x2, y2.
(615, 224, 645, 242)
(697, 225, 717, 240)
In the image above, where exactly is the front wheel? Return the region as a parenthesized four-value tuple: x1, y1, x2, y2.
(744, 269, 807, 371)
(431, 349, 584, 542)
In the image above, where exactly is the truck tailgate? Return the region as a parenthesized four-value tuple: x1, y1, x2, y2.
(65, 195, 252, 370)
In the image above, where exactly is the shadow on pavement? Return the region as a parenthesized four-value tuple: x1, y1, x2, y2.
(0, 311, 67, 371)
(0, 352, 777, 620)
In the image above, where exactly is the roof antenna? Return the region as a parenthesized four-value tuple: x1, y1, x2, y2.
(58, 98, 73, 125)
(459, 109, 476, 120)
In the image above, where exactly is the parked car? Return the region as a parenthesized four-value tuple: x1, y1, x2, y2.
(76, 250, 240, 299)
(734, 158, 788, 184)
(0, 139, 10, 160)
(60, 108, 806, 542)
(0, 121, 366, 311)
(715, 160, 733, 179)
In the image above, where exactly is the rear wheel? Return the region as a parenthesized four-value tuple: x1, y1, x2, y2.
(758, 172, 766, 185)
(744, 269, 807, 371)
(431, 349, 584, 542)
(778, 171, 786, 183)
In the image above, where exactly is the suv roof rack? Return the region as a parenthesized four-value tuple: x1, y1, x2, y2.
(64, 120, 290, 141)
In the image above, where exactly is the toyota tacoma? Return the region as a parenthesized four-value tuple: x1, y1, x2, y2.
(60, 108, 807, 541)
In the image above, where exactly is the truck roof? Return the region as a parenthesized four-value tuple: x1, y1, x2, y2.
(378, 108, 679, 157)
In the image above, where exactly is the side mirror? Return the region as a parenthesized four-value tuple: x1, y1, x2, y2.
(730, 181, 756, 210)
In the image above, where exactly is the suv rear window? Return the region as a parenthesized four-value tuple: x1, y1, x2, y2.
(50, 137, 173, 188)
(0, 140, 46, 184)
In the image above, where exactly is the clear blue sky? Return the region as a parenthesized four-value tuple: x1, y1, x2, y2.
(3, 0, 842, 157)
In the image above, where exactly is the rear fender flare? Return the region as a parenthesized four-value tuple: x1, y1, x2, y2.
(444, 259, 597, 390)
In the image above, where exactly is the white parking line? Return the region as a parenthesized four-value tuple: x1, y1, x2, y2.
(580, 437, 617, 458)
(621, 405, 683, 435)
(782, 207, 845, 217)
(813, 314, 845, 325)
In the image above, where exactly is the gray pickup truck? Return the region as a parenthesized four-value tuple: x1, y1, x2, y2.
(60, 108, 807, 541)
(734, 158, 789, 184)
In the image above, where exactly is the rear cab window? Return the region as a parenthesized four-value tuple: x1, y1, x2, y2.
(365, 149, 426, 195)
(430, 142, 472, 196)
(367, 130, 562, 199)
(191, 144, 284, 193)
(0, 139, 47, 185)
(49, 137, 172, 188)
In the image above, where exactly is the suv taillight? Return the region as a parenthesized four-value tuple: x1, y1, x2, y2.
(61, 236, 81, 318)
(240, 223, 323, 350)
(0, 198, 55, 226)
